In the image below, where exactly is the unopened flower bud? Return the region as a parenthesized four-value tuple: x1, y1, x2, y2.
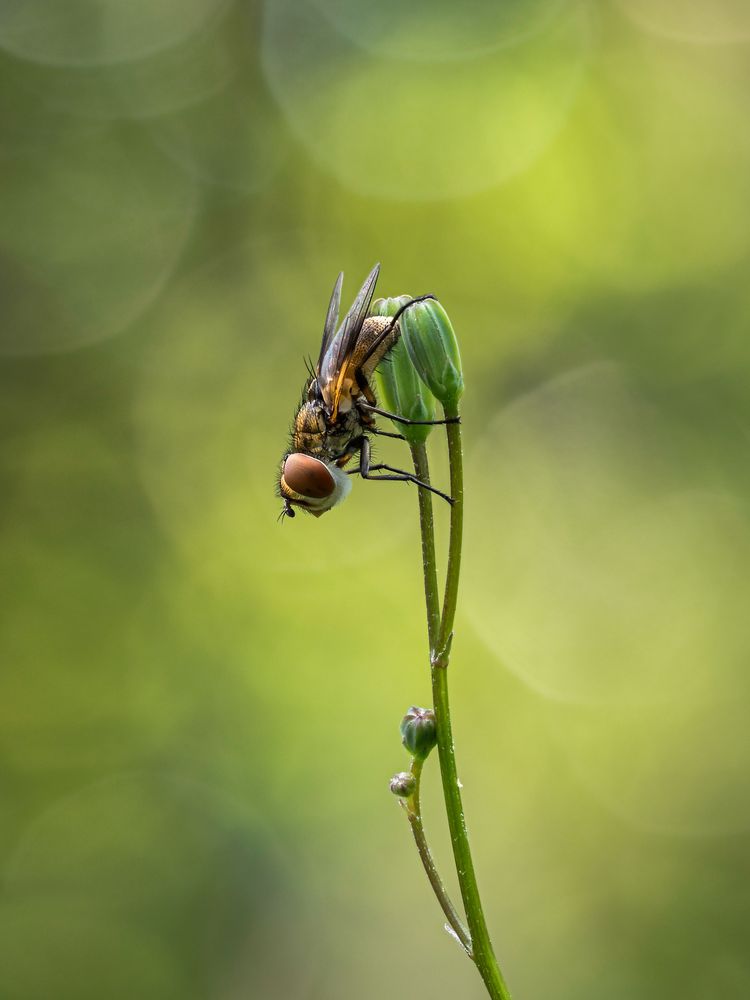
(371, 296, 438, 444)
(400, 299, 464, 409)
(400, 706, 437, 760)
(371, 295, 411, 318)
(389, 771, 417, 798)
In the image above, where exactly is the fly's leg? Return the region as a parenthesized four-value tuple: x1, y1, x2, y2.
(359, 402, 460, 426)
(363, 465, 454, 506)
(349, 437, 454, 505)
(370, 428, 406, 441)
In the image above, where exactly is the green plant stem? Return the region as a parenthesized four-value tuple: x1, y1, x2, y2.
(419, 404, 512, 1000)
(410, 442, 440, 651)
(404, 756, 472, 955)
(434, 409, 464, 667)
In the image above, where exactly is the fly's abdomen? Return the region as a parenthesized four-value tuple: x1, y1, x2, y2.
(355, 316, 400, 381)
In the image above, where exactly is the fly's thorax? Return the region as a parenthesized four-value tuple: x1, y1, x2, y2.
(292, 400, 327, 454)
(279, 453, 352, 517)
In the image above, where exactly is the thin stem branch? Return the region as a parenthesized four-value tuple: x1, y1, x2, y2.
(404, 756, 472, 955)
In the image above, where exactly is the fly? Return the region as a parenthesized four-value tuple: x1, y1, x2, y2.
(277, 263, 456, 519)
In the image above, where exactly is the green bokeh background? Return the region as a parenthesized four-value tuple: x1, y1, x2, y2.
(2, 2, 750, 998)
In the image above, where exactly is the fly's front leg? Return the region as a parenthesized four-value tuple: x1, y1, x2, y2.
(353, 437, 454, 505)
(359, 402, 460, 426)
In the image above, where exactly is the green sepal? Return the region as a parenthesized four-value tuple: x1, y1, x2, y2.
(400, 298, 464, 408)
(371, 296, 438, 444)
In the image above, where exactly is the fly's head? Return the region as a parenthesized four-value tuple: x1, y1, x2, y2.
(277, 452, 352, 519)
(278, 381, 351, 520)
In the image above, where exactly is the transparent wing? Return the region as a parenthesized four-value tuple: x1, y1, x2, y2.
(316, 271, 344, 373)
(319, 262, 380, 417)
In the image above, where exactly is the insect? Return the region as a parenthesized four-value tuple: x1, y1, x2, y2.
(277, 263, 456, 519)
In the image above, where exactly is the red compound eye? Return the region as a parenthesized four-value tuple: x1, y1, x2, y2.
(283, 454, 336, 499)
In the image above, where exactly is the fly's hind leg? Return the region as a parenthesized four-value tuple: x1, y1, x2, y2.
(350, 437, 454, 505)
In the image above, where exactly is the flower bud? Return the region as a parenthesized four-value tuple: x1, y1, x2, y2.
(389, 771, 417, 798)
(371, 296, 438, 444)
(371, 295, 411, 317)
(400, 299, 464, 409)
(400, 706, 437, 760)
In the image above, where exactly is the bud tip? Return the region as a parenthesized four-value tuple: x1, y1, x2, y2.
(389, 771, 417, 798)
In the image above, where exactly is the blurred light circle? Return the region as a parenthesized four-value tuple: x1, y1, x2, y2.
(599, 38, 750, 288)
(261, 0, 591, 199)
(616, 0, 750, 44)
(464, 363, 750, 706)
(0, 19, 236, 121)
(0, 0, 231, 67)
(492, 39, 750, 294)
(152, 81, 289, 194)
(0, 56, 103, 153)
(0, 126, 196, 356)
(308, 0, 568, 60)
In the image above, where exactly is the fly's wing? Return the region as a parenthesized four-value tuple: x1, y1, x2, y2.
(316, 271, 344, 374)
(319, 262, 380, 418)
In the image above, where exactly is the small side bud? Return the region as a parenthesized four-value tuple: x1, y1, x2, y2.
(389, 771, 417, 798)
(400, 299, 464, 409)
(400, 706, 438, 760)
(371, 296, 438, 444)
